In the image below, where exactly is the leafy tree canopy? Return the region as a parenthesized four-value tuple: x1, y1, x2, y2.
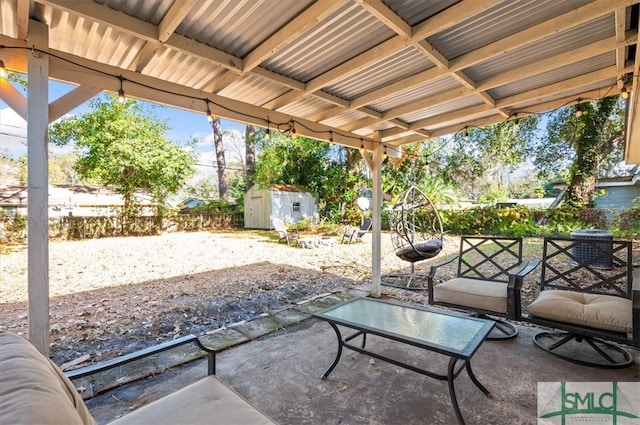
(254, 130, 330, 194)
(254, 129, 367, 223)
(532, 96, 625, 206)
(412, 116, 539, 201)
(49, 96, 195, 212)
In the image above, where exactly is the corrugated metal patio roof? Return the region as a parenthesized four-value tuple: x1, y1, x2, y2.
(2, 0, 640, 161)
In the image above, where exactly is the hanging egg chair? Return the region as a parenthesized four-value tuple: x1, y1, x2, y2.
(384, 186, 444, 288)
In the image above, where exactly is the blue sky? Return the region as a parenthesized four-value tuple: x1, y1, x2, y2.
(0, 79, 248, 184)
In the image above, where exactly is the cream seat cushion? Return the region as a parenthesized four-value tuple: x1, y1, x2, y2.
(110, 375, 275, 425)
(434, 277, 507, 313)
(526, 290, 632, 334)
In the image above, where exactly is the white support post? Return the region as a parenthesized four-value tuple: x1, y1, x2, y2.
(27, 20, 50, 355)
(370, 136, 383, 297)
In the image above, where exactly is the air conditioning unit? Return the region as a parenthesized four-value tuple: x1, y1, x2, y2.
(570, 229, 613, 269)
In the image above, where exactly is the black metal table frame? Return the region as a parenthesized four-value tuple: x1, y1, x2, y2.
(314, 298, 494, 425)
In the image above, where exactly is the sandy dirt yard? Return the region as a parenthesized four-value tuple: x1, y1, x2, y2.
(0, 230, 460, 366)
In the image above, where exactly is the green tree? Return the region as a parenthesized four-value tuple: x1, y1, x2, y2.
(437, 116, 538, 200)
(476, 184, 509, 204)
(254, 131, 330, 193)
(184, 179, 218, 199)
(382, 144, 430, 199)
(49, 153, 85, 185)
(227, 173, 247, 207)
(254, 130, 365, 222)
(533, 96, 625, 206)
(6, 71, 27, 89)
(509, 174, 546, 199)
(49, 96, 195, 219)
(420, 175, 459, 206)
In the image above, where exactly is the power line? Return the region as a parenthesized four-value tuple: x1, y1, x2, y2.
(0, 131, 27, 139)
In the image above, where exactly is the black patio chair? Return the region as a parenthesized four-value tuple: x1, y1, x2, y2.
(517, 236, 638, 368)
(427, 236, 540, 340)
(341, 217, 372, 244)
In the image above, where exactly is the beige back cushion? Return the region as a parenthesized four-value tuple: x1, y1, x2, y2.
(0, 331, 96, 425)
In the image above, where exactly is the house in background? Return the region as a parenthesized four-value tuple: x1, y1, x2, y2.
(176, 197, 208, 213)
(0, 185, 156, 217)
(179, 197, 205, 209)
(244, 184, 318, 229)
(550, 172, 640, 215)
(593, 174, 640, 214)
(0, 186, 27, 217)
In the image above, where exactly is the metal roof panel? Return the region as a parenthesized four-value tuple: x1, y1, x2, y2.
(263, 2, 395, 82)
(369, 76, 461, 112)
(467, 15, 614, 82)
(321, 110, 372, 128)
(44, 8, 146, 69)
(97, 0, 171, 26)
(489, 52, 616, 100)
(219, 74, 291, 106)
(176, 0, 315, 58)
(274, 96, 334, 119)
(385, 0, 462, 26)
(401, 96, 485, 124)
(143, 46, 225, 91)
(430, 0, 593, 60)
(325, 47, 434, 100)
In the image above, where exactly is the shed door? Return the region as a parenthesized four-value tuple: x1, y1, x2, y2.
(247, 195, 266, 229)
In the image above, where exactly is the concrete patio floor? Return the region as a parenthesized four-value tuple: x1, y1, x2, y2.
(86, 289, 640, 425)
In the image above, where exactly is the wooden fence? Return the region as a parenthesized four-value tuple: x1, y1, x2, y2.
(1, 213, 244, 242)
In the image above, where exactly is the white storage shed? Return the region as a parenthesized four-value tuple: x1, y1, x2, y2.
(244, 184, 318, 229)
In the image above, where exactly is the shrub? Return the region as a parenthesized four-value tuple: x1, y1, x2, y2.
(294, 218, 312, 232)
(611, 201, 640, 239)
(441, 205, 536, 237)
(439, 205, 616, 238)
(380, 209, 390, 231)
(540, 206, 592, 236)
(190, 200, 238, 214)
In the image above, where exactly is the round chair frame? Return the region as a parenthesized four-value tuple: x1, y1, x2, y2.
(384, 186, 444, 289)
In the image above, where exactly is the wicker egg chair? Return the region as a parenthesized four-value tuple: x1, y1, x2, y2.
(384, 186, 444, 289)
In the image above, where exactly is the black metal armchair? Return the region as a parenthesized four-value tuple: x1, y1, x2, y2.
(427, 236, 540, 340)
(517, 236, 638, 368)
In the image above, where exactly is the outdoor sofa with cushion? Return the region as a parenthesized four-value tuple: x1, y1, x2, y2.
(0, 330, 277, 425)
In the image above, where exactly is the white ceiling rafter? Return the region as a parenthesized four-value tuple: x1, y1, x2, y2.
(128, 0, 197, 73)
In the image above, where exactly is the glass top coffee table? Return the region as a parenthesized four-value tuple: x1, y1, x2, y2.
(313, 297, 495, 425)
